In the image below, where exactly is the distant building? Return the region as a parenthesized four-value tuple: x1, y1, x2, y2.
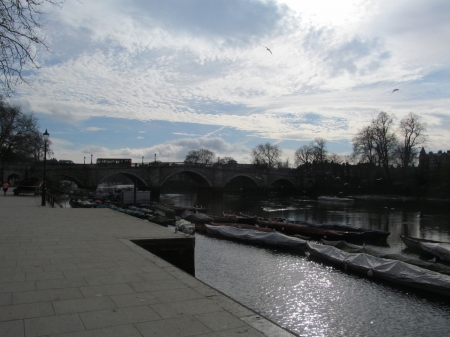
(418, 147, 450, 179)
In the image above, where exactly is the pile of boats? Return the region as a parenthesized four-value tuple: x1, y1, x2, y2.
(78, 199, 450, 297)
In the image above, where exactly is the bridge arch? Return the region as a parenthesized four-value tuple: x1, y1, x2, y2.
(160, 169, 212, 188)
(223, 174, 260, 188)
(98, 171, 148, 190)
(268, 178, 296, 188)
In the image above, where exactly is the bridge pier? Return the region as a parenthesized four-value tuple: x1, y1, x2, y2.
(150, 188, 160, 201)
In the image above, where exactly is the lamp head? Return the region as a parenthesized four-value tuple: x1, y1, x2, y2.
(43, 129, 50, 140)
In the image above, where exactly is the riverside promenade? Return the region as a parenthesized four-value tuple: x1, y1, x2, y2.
(0, 192, 295, 337)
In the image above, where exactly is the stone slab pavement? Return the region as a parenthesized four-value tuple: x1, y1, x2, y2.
(0, 191, 296, 337)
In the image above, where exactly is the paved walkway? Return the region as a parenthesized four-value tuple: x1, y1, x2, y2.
(0, 192, 295, 337)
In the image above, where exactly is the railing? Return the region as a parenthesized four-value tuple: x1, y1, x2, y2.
(45, 191, 60, 208)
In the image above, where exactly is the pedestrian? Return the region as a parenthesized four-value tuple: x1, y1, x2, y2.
(2, 181, 9, 196)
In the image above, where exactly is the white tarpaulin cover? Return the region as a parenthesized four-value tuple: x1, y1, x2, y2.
(307, 242, 450, 296)
(419, 242, 450, 262)
(205, 224, 306, 249)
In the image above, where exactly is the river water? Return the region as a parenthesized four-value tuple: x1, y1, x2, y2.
(163, 192, 450, 337)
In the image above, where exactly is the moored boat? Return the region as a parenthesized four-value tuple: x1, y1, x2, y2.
(205, 224, 307, 251)
(318, 196, 354, 205)
(257, 219, 364, 241)
(322, 240, 450, 275)
(290, 220, 390, 242)
(419, 242, 450, 263)
(307, 242, 450, 297)
(399, 234, 449, 253)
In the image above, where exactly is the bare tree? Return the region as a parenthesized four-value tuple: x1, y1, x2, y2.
(0, 0, 63, 95)
(328, 153, 345, 164)
(396, 112, 428, 170)
(218, 156, 235, 164)
(352, 125, 378, 164)
(312, 137, 327, 164)
(0, 98, 49, 161)
(294, 144, 314, 167)
(371, 111, 398, 185)
(184, 149, 215, 164)
(251, 143, 281, 169)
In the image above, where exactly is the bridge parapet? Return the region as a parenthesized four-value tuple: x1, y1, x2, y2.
(3, 161, 304, 190)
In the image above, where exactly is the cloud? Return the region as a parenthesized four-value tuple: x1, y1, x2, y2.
(85, 127, 106, 132)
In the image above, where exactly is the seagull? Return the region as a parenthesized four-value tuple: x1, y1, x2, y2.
(390, 89, 399, 96)
(264, 46, 272, 55)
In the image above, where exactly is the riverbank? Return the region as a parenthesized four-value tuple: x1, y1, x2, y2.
(0, 193, 295, 337)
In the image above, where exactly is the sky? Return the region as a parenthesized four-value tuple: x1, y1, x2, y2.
(11, 0, 450, 165)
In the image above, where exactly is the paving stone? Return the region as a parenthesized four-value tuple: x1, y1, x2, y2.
(79, 305, 161, 329)
(25, 271, 66, 281)
(43, 263, 80, 272)
(24, 313, 85, 337)
(0, 320, 24, 337)
(79, 284, 136, 298)
(0, 292, 12, 306)
(150, 287, 205, 303)
(150, 298, 223, 319)
(195, 310, 248, 332)
(53, 296, 117, 314)
(76, 262, 119, 270)
(0, 273, 25, 283)
(0, 302, 54, 321)
(84, 273, 144, 286)
(47, 324, 143, 337)
(63, 268, 110, 279)
(12, 288, 84, 305)
(135, 315, 212, 337)
(35, 277, 89, 291)
(196, 326, 267, 337)
(109, 292, 160, 308)
(129, 278, 188, 293)
(0, 281, 36, 293)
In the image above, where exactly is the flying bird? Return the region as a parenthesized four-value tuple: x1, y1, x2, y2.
(390, 89, 399, 96)
(264, 46, 272, 55)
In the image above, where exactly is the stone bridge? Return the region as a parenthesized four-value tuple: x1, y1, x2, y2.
(2, 162, 314, 192)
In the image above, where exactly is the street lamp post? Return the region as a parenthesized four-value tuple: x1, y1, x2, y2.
(142, 156, 144, 165)
(84, 157, 86, 164)
(154, 153, 156, 162)
(41, 129, 49, 206)
(1, 154, 3, 183)
(91, 154, 93, 164)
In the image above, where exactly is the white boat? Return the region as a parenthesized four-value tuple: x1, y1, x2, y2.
(419, 242, 450, 262)
(318, 196, 354, 205)
(205, 224, 307, 250)
(307, 242, 450, 296)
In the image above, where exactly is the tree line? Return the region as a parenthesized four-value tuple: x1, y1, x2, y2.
(186, 111, 429, 186)
(0, 98, 50, 163)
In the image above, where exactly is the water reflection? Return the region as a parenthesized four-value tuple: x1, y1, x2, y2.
(166, 192, 450, 336)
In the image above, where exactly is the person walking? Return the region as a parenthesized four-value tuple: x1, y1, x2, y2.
(2, 181, 9, 196)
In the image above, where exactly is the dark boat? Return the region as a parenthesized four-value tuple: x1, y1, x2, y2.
(181, 210, 213, 223)
(222, 212, 257, 225)
(400, 234, 449, 253)
(257, 219, 364, 241)
(289, 220, 390, 242)
(210, 222, 275, 233)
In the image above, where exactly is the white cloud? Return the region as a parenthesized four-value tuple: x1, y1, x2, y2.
(13, 0, 450, 163)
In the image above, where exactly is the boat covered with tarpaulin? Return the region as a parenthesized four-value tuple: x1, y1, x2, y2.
(420, 242, 450, 263)
(307, 242, 450, 296)
(322, 240, 450, 275)
(205, 224, 307, 250)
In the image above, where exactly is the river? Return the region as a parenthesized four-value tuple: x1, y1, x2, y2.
(163, 191, 450, 337)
